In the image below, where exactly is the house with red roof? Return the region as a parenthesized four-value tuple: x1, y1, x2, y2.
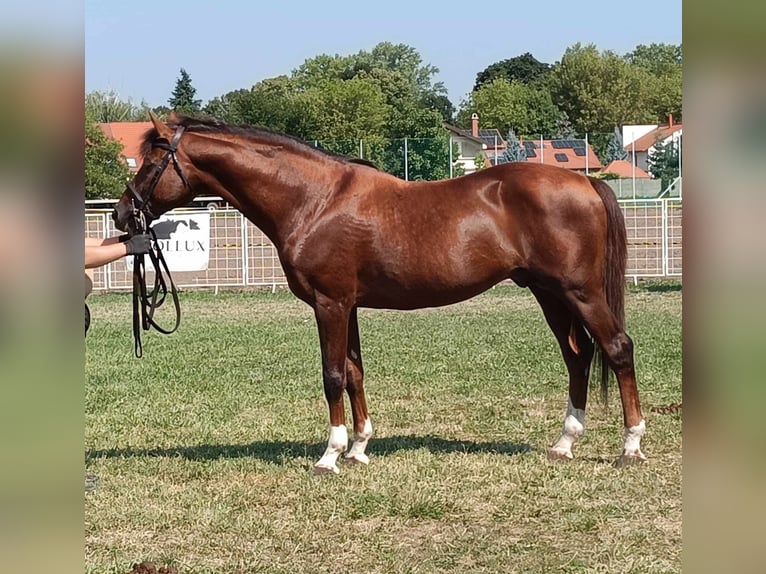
(622, 115, 682, 175)
(601, 159, 651, 179)
(443, 114, 506, 174)
(98, 121, 153, 172)
(518, 137, 602, 173)
(445, 114, 602, 174)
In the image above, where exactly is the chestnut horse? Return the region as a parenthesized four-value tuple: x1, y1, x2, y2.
(113, 113, 646, 473)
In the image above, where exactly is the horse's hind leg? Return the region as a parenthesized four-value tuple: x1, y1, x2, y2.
(531, 287, 594, 461)
(564, 289, 646, 465)
(345, 308, 373, 465)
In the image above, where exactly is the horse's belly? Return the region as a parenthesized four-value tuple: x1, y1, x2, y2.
(358, 264, 510, 310)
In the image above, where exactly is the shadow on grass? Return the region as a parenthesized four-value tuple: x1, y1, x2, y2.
(86, 435, 533, 464)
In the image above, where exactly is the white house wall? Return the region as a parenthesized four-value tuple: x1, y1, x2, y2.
(623, 125, 657, 146)
(455, 139, 485, 174)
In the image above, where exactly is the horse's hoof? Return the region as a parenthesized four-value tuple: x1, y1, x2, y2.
(615, 450, 647, 467)
(344, 453, 369, 465)
(547, 448, 574, 462)
(313, 463, 340, 475)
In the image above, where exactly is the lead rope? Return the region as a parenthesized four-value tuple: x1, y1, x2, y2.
(131, 215, 182, 358)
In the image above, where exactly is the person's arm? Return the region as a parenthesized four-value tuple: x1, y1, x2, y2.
(84, 234, 152, 269)
(85, 241, 129, 269)
(85, 236, 123, 248)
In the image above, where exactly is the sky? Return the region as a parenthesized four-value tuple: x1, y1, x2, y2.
(85, 0, 681, 109)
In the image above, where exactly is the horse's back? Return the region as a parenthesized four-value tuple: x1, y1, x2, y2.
(341, 163, 602, 303)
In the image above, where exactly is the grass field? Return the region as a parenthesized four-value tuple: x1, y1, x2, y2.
(85, 283, 682, 574)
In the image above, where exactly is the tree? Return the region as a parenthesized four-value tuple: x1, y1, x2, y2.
(605, 126, 628, 162)
(456, 78, 559, 137)
(168, 68, 202, 114)
(626, 43, 682, 123)
(500, 129, 527, 163)
(293, 43, 454, 180)
(473, 152, 489, 171)
(202, 42, 454, 180)
(204, 77, 321, 139)
(474, 53, 550, 91)
(85, 119, 130, 199)
(309, 78, 388, 143)
(85, 90, 147, 122)
(548, 43, 657, 135)
(552, 111, 577, 139)
(625, 43, 682, 77)
(421, 92, 455, 123)
(647, 135, 681, 190)
(355, 42, 447, 98)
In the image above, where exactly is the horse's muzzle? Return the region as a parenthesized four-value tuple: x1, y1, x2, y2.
(112, 200, 131, 232)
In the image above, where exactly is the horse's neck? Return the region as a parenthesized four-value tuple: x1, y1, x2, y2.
(194, 138, 331, 246)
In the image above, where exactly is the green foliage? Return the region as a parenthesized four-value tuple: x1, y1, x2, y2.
(648, 135, 681, 189)
(201, 43, 454, 180)
(588, 132, 613, 167)
(591, 170, 621, 180)
(443, 139, 466, 178)
(626, 43, 682, 76)
(421, 92, 455, 123)
(553, 110, 577, 139)
(548, 43, 658, 134)
(500, 129, 527, 163)
(310, 78, 388, 140)
(626, 43, 682, 123)
(457, 78, 558, 137)
(107, 40, 681, 184)
(606, 126, 628, 162)
(85, 90, 149, 122)
(473, 52, 550, 91)
(168, 68, 202, 114)
(473, 152, 488, 171)
(84, 119, 130, 199)
(457, 42, 680, 142)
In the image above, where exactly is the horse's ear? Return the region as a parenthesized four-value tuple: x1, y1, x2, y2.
(149, 110, 173, 140)
(166, 110, 180, 125)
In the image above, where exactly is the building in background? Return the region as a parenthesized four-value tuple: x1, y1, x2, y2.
(445, 114, 602, 174)
(98, 121, 152, 173)
(622, 115, 682, 174)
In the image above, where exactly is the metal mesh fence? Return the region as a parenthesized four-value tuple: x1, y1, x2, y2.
(623, 200, 664, 277)
(666, 200, 683, 276)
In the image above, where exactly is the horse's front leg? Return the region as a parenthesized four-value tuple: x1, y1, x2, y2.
(313, 296, 351, 475)
(345, 308, 373, 465)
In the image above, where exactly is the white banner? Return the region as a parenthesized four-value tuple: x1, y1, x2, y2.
(126, 213, 210, 271)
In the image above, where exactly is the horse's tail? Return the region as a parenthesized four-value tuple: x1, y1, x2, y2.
(588, 177, 627, 404)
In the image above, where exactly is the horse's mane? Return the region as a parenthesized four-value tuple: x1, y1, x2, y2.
(141, 115, 379, 170)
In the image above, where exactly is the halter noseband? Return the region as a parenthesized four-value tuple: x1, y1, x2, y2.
(127, 124, 190, 225)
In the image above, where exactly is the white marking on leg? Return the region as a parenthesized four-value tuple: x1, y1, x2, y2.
(549, 398, 586, 459)
(621, 419, 647, 460)
(346, 418, 373, 465)
(314, 425, 348, 474)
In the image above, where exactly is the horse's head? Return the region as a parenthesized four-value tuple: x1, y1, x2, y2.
(113, 112, 194, 233)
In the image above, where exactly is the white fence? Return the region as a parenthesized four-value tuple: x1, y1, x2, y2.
(85, 198, 681, 291)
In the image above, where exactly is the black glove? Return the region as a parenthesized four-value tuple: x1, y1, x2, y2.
(122, 233, 152, 255)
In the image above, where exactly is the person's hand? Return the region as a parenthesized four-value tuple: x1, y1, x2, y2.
(123, 233, 152, 255)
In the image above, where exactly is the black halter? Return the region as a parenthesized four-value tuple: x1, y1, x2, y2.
(127, 125, 189, 358)
(127, 125, 189, 221)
